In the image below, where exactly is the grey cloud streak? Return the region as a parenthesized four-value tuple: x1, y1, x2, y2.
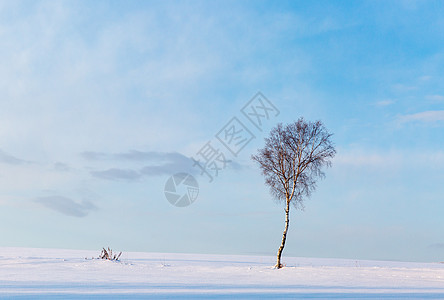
(91, 168, 143, 181)
(34, 196, 98, 217)
(0, 149, 30, 165)
(83, 150, 243, 181)
(81, 150, 189, 162)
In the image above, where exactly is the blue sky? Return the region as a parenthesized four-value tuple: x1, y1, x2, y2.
(0, 0, 444, 262)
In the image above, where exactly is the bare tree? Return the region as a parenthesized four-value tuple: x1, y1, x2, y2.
(252, 118, 336, 269)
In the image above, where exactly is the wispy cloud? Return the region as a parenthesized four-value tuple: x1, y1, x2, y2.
(392, 83, 417, 92)
(374, 99, 395, 107)
(0, 149, 29, 165)
(139, 162, 191, 177)
(34, 196, 98, 217)
(86, 150, 196, 181)
(53, 162, 71, 172)
(91, 168, 142, 181)
(85, 150, 242, 181)
(398, 110, 444, 124)
(428, 243, 444, 249)
(81, 152, 108, 161)
(419, 75, 432, 82)
(82, 150, 190, 163)
(334, 149, 444, 169)
(426, 94, 444, 103)
(334, 152, 401, 168)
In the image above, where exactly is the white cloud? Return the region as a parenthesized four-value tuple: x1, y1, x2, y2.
(333, 151, 401, 168)
(426, 94, 444, 103)
(419, 75, 432, 81)
(374, 99, 395, 107)
(397, 110, 444, 124)
(334, 149, 444, 169)
(392, 83, 417, 92)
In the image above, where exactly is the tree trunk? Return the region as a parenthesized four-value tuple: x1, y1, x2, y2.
(276, 199, 290, 269)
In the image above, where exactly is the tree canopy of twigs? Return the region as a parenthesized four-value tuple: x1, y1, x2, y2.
(252, 118, 335, 268)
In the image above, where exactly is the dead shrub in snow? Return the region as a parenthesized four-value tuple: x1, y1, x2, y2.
(99, 247, 122, 261)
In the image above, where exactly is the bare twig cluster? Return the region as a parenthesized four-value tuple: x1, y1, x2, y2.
(99, 247, 122, 261)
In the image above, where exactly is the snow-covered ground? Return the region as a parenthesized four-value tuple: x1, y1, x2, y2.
(0, 247, 443, 299)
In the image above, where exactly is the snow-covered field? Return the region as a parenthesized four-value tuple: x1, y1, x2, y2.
(0, 247, 444, 299)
